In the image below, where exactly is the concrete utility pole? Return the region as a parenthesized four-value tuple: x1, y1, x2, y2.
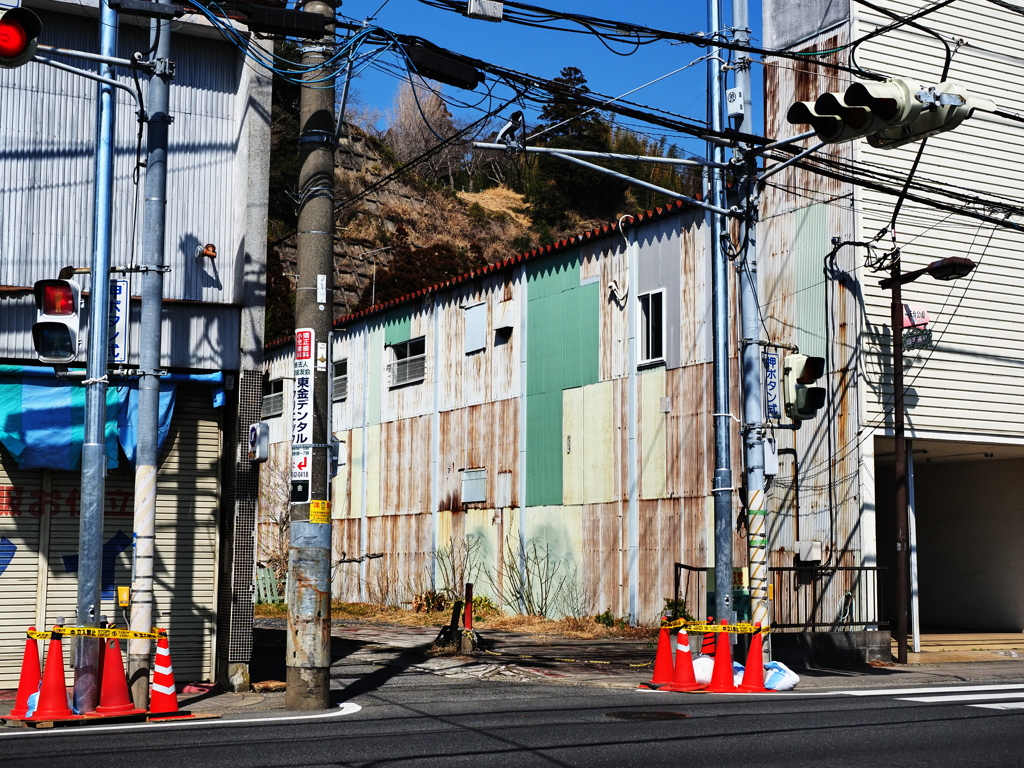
(128, 11, 173, 709)
(708, 0, 734, 624)
(287, 0, 336, 710)
(73, 0, 119, 715)
(731, 0, 769, 637)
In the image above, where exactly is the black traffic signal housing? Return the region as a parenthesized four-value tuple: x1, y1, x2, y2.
(783, 354, 826, 421)
(787, 78, 994, 150)
(0, 8, 41, 69)
(32, 279, 81, 364)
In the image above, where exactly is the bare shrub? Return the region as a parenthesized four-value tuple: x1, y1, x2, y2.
(433, 536, 481, 603)
(256, 448, 291, 581)
(489, 537, 571, 618)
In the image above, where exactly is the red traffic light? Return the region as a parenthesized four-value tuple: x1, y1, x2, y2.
(0, 17, 28, 58)
(0, 9, 41, 69)
(41, 282, 76, 315)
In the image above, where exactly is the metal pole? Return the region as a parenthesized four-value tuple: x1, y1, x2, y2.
(74, 0, 118, 714)
(891, 265, 909, 664)
(129, 11, 172, 709)
(732, 0, 769, 641)
(908, 438, 921, 653)
(287, 0, 335, 711)
(708, 0, 734, 624)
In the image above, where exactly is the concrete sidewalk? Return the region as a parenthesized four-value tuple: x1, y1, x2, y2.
(5, 621, 1024, 720)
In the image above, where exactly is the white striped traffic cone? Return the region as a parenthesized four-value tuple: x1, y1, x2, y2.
(149, 631, 180, 715)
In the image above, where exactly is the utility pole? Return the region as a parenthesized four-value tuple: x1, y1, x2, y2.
(708, 0, 734, 624)
(128, 9, 173, 709)
(287, 0, 336, 710)
(73, 0, 118, 715)
(731, 0, 769, 638)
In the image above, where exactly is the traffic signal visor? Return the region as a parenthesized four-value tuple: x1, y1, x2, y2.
(0, 8, 41, 69)
(783, 354, 827, 421)
(32, 279, 81, 364)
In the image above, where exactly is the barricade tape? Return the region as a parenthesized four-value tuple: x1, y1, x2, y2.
(27, 627, 165, 641)
(661, 619, 770, 635)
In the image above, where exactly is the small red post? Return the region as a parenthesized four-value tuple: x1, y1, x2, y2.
(464, 583, 474, 631)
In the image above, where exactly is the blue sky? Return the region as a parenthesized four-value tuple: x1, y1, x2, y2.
(338, 0, 763, 157)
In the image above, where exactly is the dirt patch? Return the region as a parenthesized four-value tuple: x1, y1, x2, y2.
(457, 186, 532, 227)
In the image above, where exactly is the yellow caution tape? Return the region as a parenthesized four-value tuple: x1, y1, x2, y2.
(661, 619, 770, 635)
(27, 627, 165, 641)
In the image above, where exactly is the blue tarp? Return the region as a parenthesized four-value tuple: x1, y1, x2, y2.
(0, 367, 224, 471)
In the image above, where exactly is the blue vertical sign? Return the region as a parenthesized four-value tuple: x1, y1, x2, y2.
(108, 279, 129, 365)
(764, 351, 782, 421)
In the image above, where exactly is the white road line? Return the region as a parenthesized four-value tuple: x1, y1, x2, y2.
(841, 684, 1024, 697)
(897, 692, 1024, 704)
(0, 702, 362, 738)
(970, 702, 1024, 710)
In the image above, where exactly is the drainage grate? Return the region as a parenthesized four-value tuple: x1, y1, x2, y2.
(603, 711, 689, 721)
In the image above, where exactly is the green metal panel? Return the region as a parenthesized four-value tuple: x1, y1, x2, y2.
(794, 203, 829, 359)
(524, 247, 600, 506)
(382, 307, 414, 346)
(526, 390, 563, 505)
(367, 324, 384, 425)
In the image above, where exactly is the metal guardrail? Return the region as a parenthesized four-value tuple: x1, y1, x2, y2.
(673, 562, 887, 631)
(770, 566, 887, 631)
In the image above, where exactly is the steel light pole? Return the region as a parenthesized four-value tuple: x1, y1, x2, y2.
(880, 256, 975, 663)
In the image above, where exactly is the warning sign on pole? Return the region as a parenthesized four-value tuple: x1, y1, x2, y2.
(291, 328, 315, 504)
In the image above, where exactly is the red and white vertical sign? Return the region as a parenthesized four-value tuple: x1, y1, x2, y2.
(291, 328, 315, 503)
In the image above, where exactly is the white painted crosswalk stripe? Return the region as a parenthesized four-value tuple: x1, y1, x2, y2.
(897, 692, 1024, 703)
(841, 684, 1024, 697)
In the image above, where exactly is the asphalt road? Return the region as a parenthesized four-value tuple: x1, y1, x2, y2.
(4, 676, 1024, 767)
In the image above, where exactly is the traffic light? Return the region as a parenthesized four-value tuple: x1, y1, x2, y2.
(787, 78, 994, 150)
(783, 354, 826, 421)
(32, 279, 81, 364)
(0, 8, 41, 69)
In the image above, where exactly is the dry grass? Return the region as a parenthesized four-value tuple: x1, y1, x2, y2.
(457, 186, 532, 227)
(253, 602, 659, 642)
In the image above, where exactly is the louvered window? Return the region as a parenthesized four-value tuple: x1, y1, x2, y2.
(332, 359, 348, 401)
(261, 378, 284, 418)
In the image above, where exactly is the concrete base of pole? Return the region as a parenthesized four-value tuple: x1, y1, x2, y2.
(128, 654, 151, 710)
(221, 662, 251, 692)
(285, 666, 330, 710)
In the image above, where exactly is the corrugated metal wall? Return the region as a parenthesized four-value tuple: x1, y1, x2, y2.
(0, 384, 221, 687)
(761, 22, 864, 570)
(263, 205, 742, 623)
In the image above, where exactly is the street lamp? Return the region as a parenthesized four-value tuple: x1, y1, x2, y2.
(880, 255, 976, 664)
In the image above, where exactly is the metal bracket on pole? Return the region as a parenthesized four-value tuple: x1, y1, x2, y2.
(299, 130, 338, 147)
(152, 58, 176, 78)
(110, 264, 171, 274)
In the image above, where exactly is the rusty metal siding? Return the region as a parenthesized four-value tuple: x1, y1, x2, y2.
(762, 24, 864, 567)
(438, 274, 522, 411)
(582, 502, 624, 617)
(380, 415, 432, 515)
(438, 399, 519, 512)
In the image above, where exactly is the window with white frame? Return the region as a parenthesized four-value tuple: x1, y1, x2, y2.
(639, 290, 665, 365)
(332, 359, 348, 401)
(461, 468, 487, 504)
(464, 302, 486, 354)
(261, 377, 284, 418)
(388, 336, 426, 387)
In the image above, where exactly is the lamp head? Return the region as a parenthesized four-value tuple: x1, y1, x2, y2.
(926, 256, 976, 281)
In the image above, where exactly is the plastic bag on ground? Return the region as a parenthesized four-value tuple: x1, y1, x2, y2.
(732, 661, 745, 687)
(693, 654, 714, 685)
(763, 660, 800, 691)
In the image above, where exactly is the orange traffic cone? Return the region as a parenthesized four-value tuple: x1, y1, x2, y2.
(666, 629, 703, 692)
(738, 623, 769, 693)
(8, 628, 42, 719)
(149, 631, 180, 715)
(640, 624, 674, 689)
(27, 626, 79, 721)
(705, 620, 737, 693)
(701, 616, 716, 656)
(93, 633, 145, 716)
